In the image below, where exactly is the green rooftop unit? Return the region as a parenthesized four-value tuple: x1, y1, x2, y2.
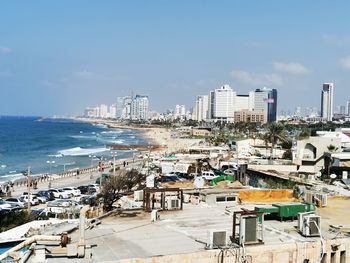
(254, 203, 316, 222)
(273, 203, 316, 221)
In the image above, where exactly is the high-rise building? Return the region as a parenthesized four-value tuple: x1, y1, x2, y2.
(209, 84, 236, 122)
(116, 97, 125, 119)
(347, 101, 350, 116)
(131, 95, 149, 120)
(174, 105, 186, 118)
(321, 83, 334, 121)
(99, 104, 108, 118)
(109, 104, 117, 118)
(195, 95, 209, 122)
(250, 87, 277, 122)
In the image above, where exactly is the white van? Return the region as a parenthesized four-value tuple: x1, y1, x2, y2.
(200, 171, 219, 181)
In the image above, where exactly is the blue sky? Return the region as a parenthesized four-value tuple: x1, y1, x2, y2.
(0, 1, 350, 116)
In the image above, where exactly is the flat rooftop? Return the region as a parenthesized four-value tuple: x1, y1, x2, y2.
(30, 197, 350, 262)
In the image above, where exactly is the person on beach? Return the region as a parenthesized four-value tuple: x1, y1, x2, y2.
(123, 161, 126, 167)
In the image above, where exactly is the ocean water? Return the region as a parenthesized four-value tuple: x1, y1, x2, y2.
(0, 116, 146, 180)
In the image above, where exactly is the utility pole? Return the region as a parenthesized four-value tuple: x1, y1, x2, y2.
(27, 166, 31, 215)
(113, 153, 117, 176)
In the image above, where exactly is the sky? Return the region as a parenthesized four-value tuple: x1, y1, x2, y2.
(0, 1, 350, 116)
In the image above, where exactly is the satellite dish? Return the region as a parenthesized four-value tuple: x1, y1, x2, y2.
(330, 174, 337, 179)
(194, 177, 205, 189)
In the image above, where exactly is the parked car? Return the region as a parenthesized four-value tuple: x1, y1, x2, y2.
(48, 188, 72, 199)
(77, 185, 96, 195)
(222, 169, 237, 176)
(5, 197, 27, 208)
(0, 198, 13, 209)
(160, 175, 184, 183)
(175, 172, 194, 180)
(36, 190, 55, 201)
(20, 195, 40, 206)
(79, 195, 98, 206)
(62, 187, 81, 197)
(47, 199, 82, 214)
(87, 184, 100, 193)
(199, 171, 219, 181)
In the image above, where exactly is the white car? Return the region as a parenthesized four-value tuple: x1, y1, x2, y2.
(48, 189, 71, 199)
(62, 187, 81, 197)
(20, 195, 40, 206)
(199, 171, 219, 181)
(0, 198, 12, 209)
(88, 184, 100, 193)
(32, 193, 48, 204)
(5, 197, 27, 208)
(47, 199, 82, 214)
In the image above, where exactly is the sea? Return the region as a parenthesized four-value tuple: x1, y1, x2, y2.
(0, 116, 147, 182)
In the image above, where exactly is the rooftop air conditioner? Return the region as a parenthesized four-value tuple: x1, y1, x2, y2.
(239, 215, 258, 245)
(166, 197, 181, 210)
(207, 230, 227, 249)
(134, 190, 144, 202)
(304, 191, 314, 204)
(299, 213, 321, 237)
(315, 193, 327, 207)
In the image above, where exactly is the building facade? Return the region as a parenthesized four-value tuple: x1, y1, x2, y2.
(131, 95, 149, 120)
(321, 83, 334, 122)
(209, 85, 236, 122)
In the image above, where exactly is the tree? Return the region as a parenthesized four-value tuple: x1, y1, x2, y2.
(265, 123, 288, 163)
(327, 144, 339, 152)
(100, 169, 143, 211)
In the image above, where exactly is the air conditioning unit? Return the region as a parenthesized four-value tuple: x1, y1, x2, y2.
(134, 190, 144, 202)
(207, 230, 227, 249)
(304, 191, 314, 204)
(315, 193, 327, 207)
(239, 215, 258, 245)
(166, 197, 181, 210)
(298, 213, 321, 237)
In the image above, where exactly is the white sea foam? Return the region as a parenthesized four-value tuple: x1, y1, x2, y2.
(97, 138, 125, 144)
(100, 130, 123, 134)
(70, 135, 97, 140)
(58, 147, 109, 156)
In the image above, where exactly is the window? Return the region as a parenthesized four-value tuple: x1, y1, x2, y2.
(216, 196, 236, 203)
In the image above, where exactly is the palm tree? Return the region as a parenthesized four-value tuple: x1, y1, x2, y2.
(327, 144, 339, 152)
(265, 123, 288, 163)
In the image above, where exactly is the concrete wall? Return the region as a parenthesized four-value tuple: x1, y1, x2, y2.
(112, 238, 350, 263)
(248, 164, 317, 173)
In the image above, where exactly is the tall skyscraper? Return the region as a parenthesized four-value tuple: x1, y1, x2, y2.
(209, 84, 236, 122)
(195, 95, 209, 122)
(250, 87, 277, 123)
(131, 95, 149, 120)
(321, 83, 334, 122)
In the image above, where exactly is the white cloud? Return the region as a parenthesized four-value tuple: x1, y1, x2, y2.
(322, 34, 350, 46)
(340, 56, 350, 70)
(273, 62, 310, 75)
(0, 46, 12, 53)
(230, 70, 283, 86)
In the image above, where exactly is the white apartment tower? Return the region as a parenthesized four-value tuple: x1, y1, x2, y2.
(131, 95, 149, 120)
(174, 105, 186, 118)
(195, 95, 209, 122)
(321, 83, 334, 122)
(209, 85, 236, 122)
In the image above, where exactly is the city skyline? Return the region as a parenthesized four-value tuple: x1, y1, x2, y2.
(1, 1, 350, 116)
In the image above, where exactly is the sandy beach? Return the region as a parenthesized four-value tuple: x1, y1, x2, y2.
(76, 117, 203, 155)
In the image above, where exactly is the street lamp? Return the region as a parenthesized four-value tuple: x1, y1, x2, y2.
(46, 160, 55, 174)
(58, 162, 75, 172)
(89, 155, 96, 167)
